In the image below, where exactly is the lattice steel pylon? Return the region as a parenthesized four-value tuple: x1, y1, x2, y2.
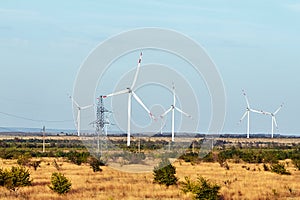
(95, 96, 111, 157)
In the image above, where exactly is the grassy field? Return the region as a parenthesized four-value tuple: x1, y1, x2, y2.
(0, 157, 299, 200)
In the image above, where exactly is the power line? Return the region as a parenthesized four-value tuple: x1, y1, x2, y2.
(0, 111, 73, 123)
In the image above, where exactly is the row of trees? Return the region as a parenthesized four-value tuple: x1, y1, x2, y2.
(180, 147, 300, 167)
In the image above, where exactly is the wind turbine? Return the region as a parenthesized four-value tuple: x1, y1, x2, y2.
(261, 103, 283, 138)
(239, 90, 263, 138)
(69, 96, 93, 136)
(103, 52, 154, 146)
(160, 83, 192, 142)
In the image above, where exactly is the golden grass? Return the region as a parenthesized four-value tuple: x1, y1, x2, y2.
(0, 158, 300, 200)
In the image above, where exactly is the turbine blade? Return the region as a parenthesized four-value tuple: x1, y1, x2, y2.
(250, 109, 264, 114)
(81, 104, 93, 110)
(274, 103, 284, 115)
(131, 91, 154, 119)
(239, 111, 248, 123)
(273, 117, 278, 129)
(174, 107, 191, 118)
(131, 52, 143, 89)
(172, 82, 176, 107)
(160, 106, 173, 118)
(103, 89, 129, 98)
(262, 110, 272, 115)
(242, 89, 250, 108)
(69, 96, 80, 108)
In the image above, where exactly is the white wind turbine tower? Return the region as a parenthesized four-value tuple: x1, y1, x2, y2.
(239, 90, 263, 138)
(261, 103, 283, 138)
(160, 83, 192, 142)
(70, 96, 93, 136)
(103, 52, 154, 146)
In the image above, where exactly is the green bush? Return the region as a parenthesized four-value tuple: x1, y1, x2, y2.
(271, 163, 291, 175)
(181, 176, 222, 200)
(67, 151, 89, 165)
(49, 172, 72, 194)
(153, 158, 178, 187)
(179, 152, 200, 163)
(0, 166, 32, 191)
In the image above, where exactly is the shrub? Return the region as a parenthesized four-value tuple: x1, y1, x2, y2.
(0, 166, 32, 191)
(271, 163, 291, 175)
(52, 159, 61, 171)
(30, 160, 41, 171)
(89, 157, 103, 172)
(181, 176, 222, 200)
(17, 153, 32, 166)
(292, 159, 300, 170)
(263, 163, 269, 171)
(123, 152, 146, 164)
(153, 158, 178, 187)
(67, 151, 89, 165)
(0, 168, 9, 186)
(49, 172, 71, 194)
(179, 152, 200, 163)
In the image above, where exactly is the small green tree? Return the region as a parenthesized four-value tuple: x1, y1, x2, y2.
(181, 176, 222, 200)
(49, 172, 72, 194)
(0, 166, 32, 191)
(153, 158, 178, 187)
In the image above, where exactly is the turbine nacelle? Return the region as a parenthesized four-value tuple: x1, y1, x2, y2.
(126, 87, 132, 93)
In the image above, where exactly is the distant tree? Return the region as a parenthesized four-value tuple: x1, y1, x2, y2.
(153, 158, 178, 187)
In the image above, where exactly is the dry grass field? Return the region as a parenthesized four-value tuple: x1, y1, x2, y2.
(0, 157, 299, 200)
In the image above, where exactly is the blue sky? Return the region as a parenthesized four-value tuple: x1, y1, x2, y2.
(0, 1, 300, 135)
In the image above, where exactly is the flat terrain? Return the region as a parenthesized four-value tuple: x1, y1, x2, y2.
(0, 157, 299, 200)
